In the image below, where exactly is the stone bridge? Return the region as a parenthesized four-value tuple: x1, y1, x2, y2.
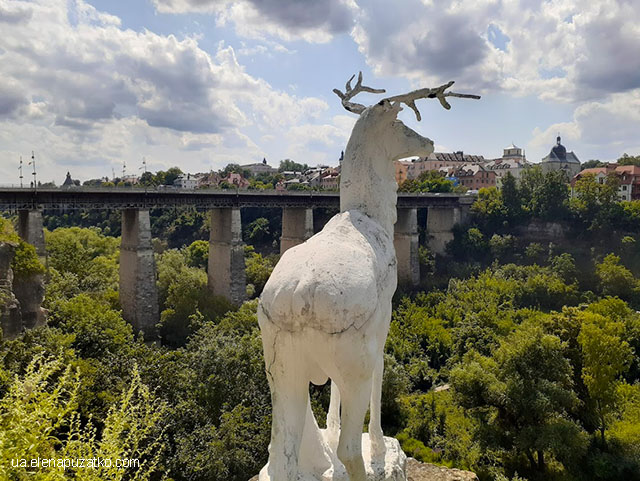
(0, 188, 474, 339)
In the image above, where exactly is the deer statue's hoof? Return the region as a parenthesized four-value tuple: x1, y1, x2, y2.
(256, 432, 406, 481)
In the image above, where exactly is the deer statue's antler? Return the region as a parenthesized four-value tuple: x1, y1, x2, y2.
(332, 71, 386, 114)
(382, 81, 481, 121)
(333, 73, 481, 119)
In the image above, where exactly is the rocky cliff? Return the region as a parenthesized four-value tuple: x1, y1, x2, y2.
(0, 241, 22, 339)
(0, 235, 47, 340)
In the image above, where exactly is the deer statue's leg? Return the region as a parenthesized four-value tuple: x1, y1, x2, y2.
(326, 380, 341, 451)
(369, 355, 386, 459)
(337, 377, 371, 481)
(263, 332, 308, 481)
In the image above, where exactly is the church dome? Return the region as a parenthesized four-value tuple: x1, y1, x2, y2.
(551, 136, 567, 160)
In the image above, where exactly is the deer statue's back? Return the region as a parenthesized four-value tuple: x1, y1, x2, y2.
(260, 210, 396, 335)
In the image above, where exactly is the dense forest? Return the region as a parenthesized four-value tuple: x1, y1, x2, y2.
(1, 166, 640, 481)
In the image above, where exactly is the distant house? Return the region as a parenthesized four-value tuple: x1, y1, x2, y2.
(541, 136, 581, 178)
(571, 164, 640, 201)
(320, 171, 340, 190)
(395, 161, 410, 185)
(224, 172, 250, 189)
(121, 175, 139, 185)
(197, 172, 221, 189)
(174, 173, 198, 189)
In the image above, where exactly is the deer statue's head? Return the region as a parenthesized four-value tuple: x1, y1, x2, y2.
(334, 72, 479, 233)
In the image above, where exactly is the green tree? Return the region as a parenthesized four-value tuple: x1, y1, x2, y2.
(500, 172, 521, 221)
(398, 170, 455, 193)
(471, 187, 507, 231)
(138, 171, 156, 186)
(618, 153, 640, 166)
(578, 312, 633, 445)
(11, 239, 45, 279)
(245, 247, 277, 298)
(185, 240, 209, 269)
(451, 324, 586, 474)
(278, 159, 308, 173)
(243, 218, 271, 245)
(581, 159, 606, 170)
(596, 254, 638, 301)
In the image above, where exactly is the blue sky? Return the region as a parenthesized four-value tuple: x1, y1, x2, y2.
(1, 0, 639, 185)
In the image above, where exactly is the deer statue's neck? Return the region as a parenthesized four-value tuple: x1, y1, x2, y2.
(340, 109, 397, 236)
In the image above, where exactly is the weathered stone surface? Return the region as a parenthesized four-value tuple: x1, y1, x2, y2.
(405, 458, 478, 481)
(394, 208, 420, 286)
(17, 209, 46, 258)
(518, 220, 565, 240)
(426, 206, 468, 255)
(12, 273, 46, 330)
(208, 207, 246, 304)
(280, 207, 314, 254)
(120, 209, 159, 339)
(0, 242, 22, 339)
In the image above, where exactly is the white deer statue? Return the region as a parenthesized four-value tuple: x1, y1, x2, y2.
(258, 73, 479, 481)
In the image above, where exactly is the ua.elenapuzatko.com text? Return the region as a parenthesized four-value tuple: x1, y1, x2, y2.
(10, 457, 140, 470)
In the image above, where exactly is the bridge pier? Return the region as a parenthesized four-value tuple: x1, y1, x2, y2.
(427, 205, 470, 255)
(280, 207, 314, 254)
(394, 208, 420, 286)
(119, 209, 159, 339)
(208, 208, 245, 304)
(17, 209, 46, 258)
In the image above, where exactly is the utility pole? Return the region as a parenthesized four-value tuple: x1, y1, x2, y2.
(122, 161, 126, 179)
(28, 151, 36, 189)
(18, 156, 23, 188)
(139, 156, 147, 173)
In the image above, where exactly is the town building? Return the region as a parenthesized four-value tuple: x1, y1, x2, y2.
(442, 163, 496, 190)
(484, 143, 531, 187)
(541, 136, 581, 178)
(241, 158, 277, 176)
(571, 164, 640, 201)
(401, 151, 485, 182)
(174, 173, 198, 189)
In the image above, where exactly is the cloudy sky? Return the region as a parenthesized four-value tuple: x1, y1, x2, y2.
(1, 0, 639, 185)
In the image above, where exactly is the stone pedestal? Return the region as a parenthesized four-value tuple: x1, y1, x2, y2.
(255, 433, 407, 481)
(208, 208, 245, 304)
(17, 209, 46, 259)
(280, 207, 314, 254)
(394, 208, 419, 286)
(119, 209, 159, 339)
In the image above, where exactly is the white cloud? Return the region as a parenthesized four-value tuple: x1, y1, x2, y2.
(0, 0, 330, 182)
(528, 90, 640, 162)
(152, 0, 357, 43)
(350, 0, 640, 103)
